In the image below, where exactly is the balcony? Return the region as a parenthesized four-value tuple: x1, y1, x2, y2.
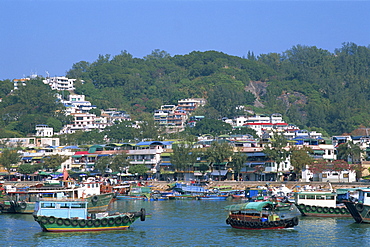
(129, 159, 157, 165)
(128, 149, 159, 155)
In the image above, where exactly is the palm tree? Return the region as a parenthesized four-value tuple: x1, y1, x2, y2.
(337, 141, 363, 164)
(206, 141, 233, 181)
(230, 150, 247, 181)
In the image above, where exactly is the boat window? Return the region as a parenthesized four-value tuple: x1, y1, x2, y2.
(41, 203, 55, 208)
(366, 193, 370, 197)
(71, 203, 86, 208)
(59, 203, 70, 208)
(326, 195, 334, 200)
(316, 195, 325, 200)
(306, 195, 315, 200)
(299, 195, 305, 199)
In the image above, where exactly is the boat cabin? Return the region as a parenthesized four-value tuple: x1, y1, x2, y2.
(356, 188, 370, 205)
(294, 191, 336, 207)
(34, 199, 88, 219)
(245, 188, 269, 201)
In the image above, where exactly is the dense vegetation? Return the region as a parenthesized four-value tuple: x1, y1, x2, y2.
(1, 42, 370, 139)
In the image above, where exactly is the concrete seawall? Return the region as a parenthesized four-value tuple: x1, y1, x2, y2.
(146, 181, 370, 191)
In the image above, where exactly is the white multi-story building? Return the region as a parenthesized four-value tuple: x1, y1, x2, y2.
(35, 125, 54, 137)
(177, 98, 206, 114)
(1, 137, 59, 148)
(59, 112, 110, 134)
(43, 76, 76, 91)
(62, 94, 96, 114)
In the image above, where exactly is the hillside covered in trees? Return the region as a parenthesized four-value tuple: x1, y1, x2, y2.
(1, 42, 370, 137)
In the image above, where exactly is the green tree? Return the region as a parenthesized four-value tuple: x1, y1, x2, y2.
(0, 148, 21, 179)
(171, 142, 196, 180)
(94, 156, 112, 174)
(230, 150, 247, 181)
(17, 163, 38, 179)
(336, 141, 363, 164)
(206, 141, 233, 180)
(105, 121, 137, 142)
(110, 153, 130, 173)
(128, 164, 149, 176)
(42, 154, 69, 171)
(263, 132, 289, 181)
(186, 118, 232, 136)
(289, 146, 314, 180)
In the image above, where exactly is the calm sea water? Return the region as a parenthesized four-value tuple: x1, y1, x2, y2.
(1, 199, 370, 247)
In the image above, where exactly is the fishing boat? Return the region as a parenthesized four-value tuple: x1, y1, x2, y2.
(1, 180, 114, 214)
(244, 187, 269, 202)
(225, 201, 300, 230)
(344, 188, 370, 223)
(197, 190, 229, 200)
(33, 198, 146, 232)
(294, 191, 350, 217)
(116, 186, 151, 200)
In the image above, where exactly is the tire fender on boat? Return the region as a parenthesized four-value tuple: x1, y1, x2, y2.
(19, 201, 27, 209)
(101, 218, 108, 226)
(79, 219, 87, 227)
(91, 195, 99, 203)
(86, 220, 94, 227)
(40, 217, 48, 224)
(94, 219, 101, 227)
(122, 215, 130, 224)
(71, 219, 79, 226)
(115, 216, 122, 225)
(356, 203, 364, 212)
(48, 216, 56, 224)
(108, 218, 115, 226)
(140, 208, 146, 221)
(56, 218, 64, 226)
(249, 222, 256, 228)
(63, 219, 71, 226)
(293, 217, 299, 226)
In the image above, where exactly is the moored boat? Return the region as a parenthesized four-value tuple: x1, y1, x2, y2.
(344, 188, 370, 223)
(33, 198, 146, 232)
(1, 180, 114, 214)
(294, 191, 350, 217)
(225, 201, 299, 230)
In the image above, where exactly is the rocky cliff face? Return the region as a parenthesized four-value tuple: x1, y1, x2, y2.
(245, 81, 268, 108)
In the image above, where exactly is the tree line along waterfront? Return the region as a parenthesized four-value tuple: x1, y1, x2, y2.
(1, 43, 370, 182)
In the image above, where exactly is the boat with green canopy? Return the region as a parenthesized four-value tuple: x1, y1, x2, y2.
(225, 201, 300, 230)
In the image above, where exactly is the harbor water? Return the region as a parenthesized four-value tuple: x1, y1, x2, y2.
(1, 199, 370, 247)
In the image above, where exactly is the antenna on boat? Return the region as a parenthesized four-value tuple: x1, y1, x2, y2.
(328, 182, 333, 192)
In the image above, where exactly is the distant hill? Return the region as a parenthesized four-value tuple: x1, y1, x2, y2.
(1, 43, 370, 137)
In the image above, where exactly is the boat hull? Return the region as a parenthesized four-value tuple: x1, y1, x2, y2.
(344, 201, 370, 223)
(86, 193, 114, 213)
(116, 195, 146, 200)
(33, 209, 145, 232)
(197, 196, 228, 200)
(295, 204, 351, 217)
(226, 216, 299, 230)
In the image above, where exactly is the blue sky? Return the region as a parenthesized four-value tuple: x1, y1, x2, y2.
(1, 0, 369, 80)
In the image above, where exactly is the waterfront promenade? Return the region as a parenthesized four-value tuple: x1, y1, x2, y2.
(3, 180, 369, 191)
(147, 180, 370, 191)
